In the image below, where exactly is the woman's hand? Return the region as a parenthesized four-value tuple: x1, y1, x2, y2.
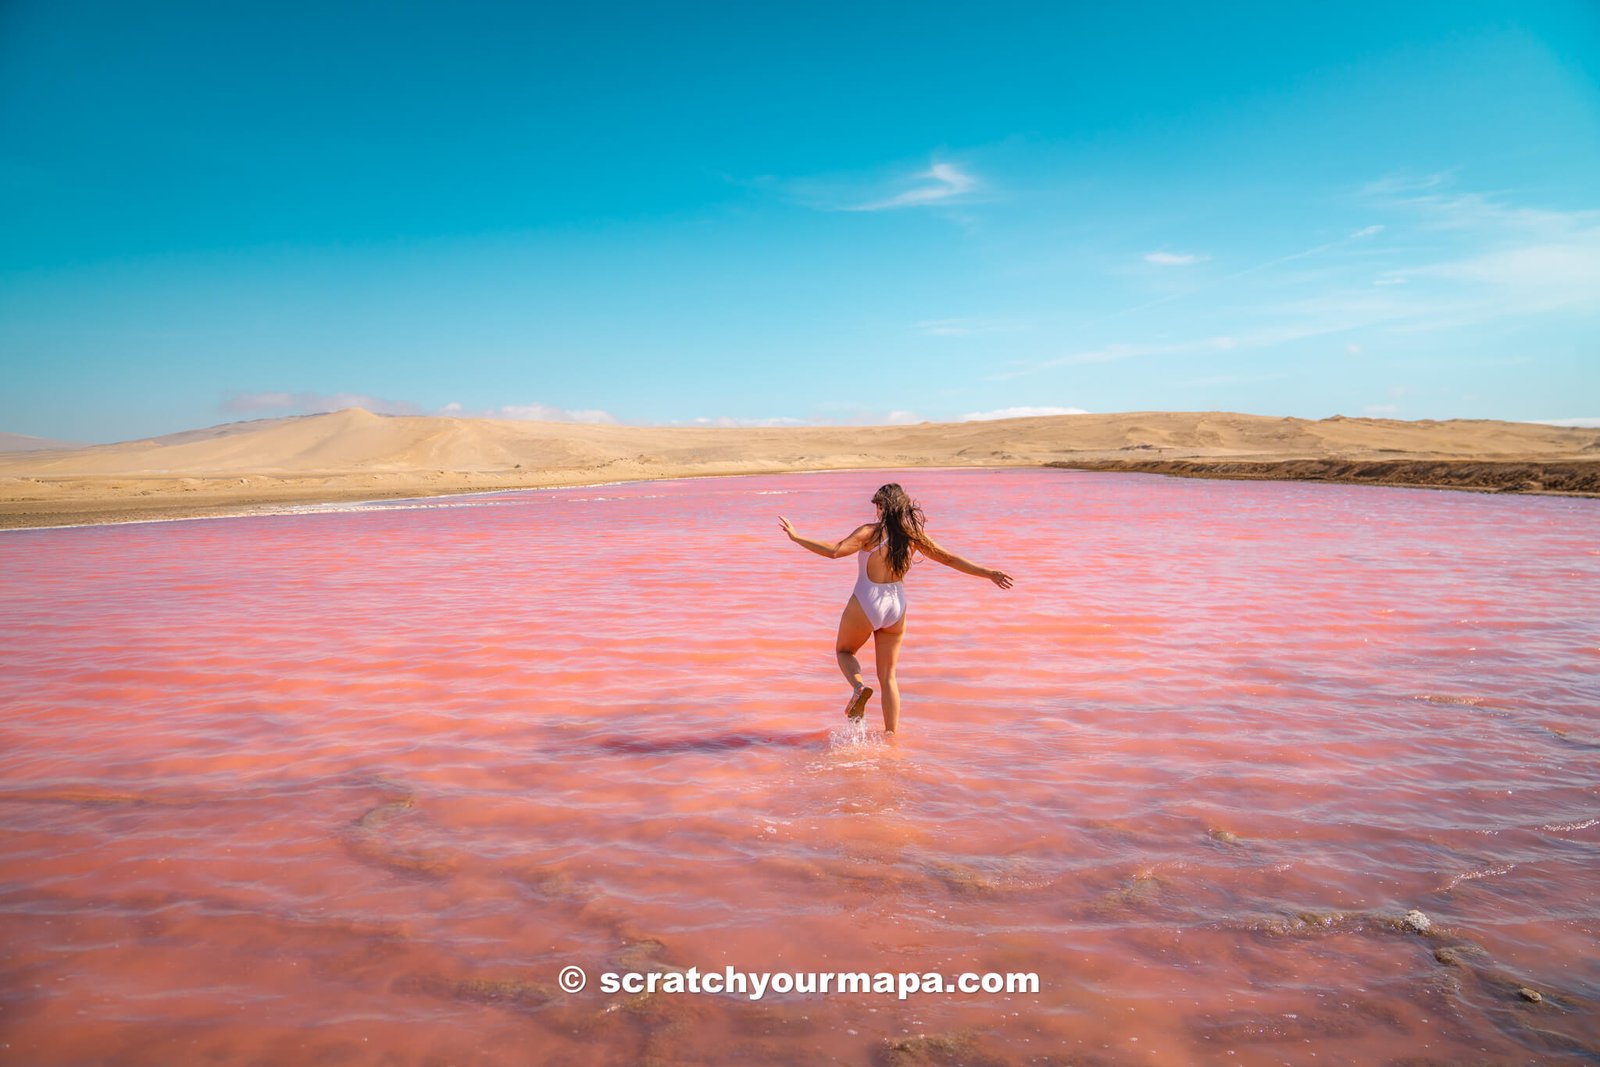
(779, 516, 799, 542)
(988, 568, 1015, 590)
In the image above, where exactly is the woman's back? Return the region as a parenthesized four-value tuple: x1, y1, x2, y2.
(861, 528, 915, 584)
(860, 543, 901, 585)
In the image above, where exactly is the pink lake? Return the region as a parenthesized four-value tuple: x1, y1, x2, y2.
(2, 467, 1598, 1065)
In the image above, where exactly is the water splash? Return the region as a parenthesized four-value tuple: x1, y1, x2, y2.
(827, 718, 880, 748)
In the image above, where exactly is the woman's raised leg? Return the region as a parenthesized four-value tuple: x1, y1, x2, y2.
(835, 596, 875, 716)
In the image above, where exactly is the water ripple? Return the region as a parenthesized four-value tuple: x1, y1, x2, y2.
(2, 468, 1597, 1064)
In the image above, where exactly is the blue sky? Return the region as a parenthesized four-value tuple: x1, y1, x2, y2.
(2, 0, 1597, 442)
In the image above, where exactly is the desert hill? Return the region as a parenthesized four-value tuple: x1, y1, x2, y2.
(2, 408, 1596, 528)
(0, 431, 85, 453)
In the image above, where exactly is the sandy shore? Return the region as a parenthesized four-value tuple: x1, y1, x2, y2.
(3, 408, 1596, 529)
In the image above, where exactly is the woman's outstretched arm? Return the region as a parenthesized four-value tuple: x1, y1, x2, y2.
(916, 534, 1014, 588)
(779, 518, 876, 560)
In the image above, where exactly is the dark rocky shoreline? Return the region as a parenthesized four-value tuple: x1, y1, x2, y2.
(1046, 458, 1600, 496)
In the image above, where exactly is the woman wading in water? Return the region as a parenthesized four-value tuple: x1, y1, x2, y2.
(779, 483, 1013, 734)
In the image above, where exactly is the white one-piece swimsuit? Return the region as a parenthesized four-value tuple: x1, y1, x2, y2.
(852, 545, 906, 630)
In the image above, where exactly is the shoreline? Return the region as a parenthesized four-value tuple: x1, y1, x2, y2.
(5, 409, 1596, 529)
(5, 457, 1598, 531)
(0, 463, 1003, 532)
(1047, 457, 1600, 497)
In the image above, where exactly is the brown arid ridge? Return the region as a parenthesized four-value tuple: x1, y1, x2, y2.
(1, 407, 1596, 529)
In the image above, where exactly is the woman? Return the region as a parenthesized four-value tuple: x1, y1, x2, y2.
(779, 483, 1013, 734)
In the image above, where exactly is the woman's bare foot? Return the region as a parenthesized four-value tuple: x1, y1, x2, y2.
(844, 684, 873, 720)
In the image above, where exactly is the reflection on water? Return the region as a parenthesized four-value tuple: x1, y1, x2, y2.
(2, 468, 1598, 1065)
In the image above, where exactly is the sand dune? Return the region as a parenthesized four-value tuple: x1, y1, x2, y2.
(2, 408, 1596, 527)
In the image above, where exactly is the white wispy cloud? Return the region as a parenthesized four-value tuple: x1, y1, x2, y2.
(1288, 191, 1600, 329)
(1361, 178, 1600, 315)
(1144, 251, 1209, 266)
(992, 307, 1406, 381)
(1373, 180, 1600, 238)
(849, 162, 978, 212)
(1001, 179, 1597, 386)
(445, 401, 618, 424)
(1075, 226, 1389, 334)
(914, 317, 1020, 336)
(1361, 172, 1454, 197)
(670, 408, 928, 427)
(1217, 225, 1385, 283)
(1182, 372, 1290, 388)
(670, 415, 809, 428)
(222, 391, 421, 415)
(961, 406, 1088, 421)
(1408, 241, 1600, 314)
(991, 333, 1266, 379)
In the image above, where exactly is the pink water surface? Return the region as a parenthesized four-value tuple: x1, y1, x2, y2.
(2, 468, 1598, 1065)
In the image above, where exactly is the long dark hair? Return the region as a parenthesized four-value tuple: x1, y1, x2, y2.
(871, 483, 925, 576)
